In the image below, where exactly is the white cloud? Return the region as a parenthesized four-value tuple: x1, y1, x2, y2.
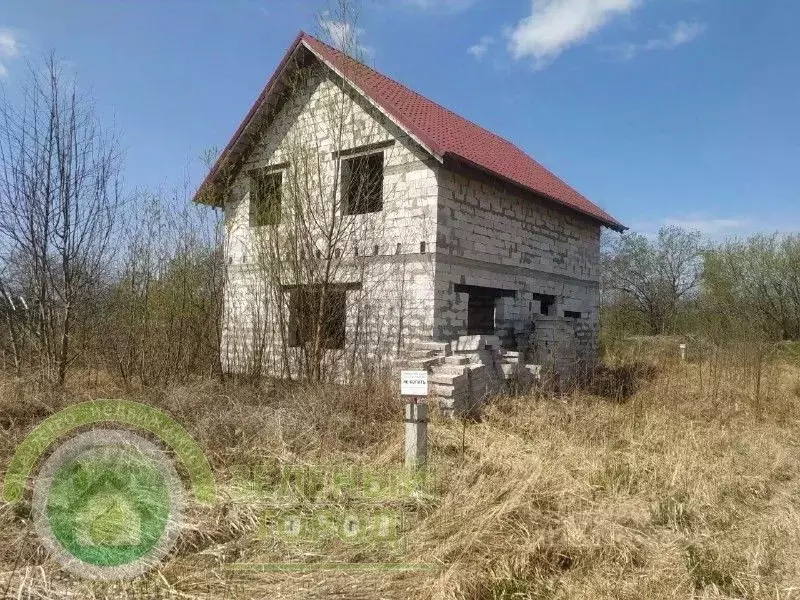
(468, 35, 495, 59)
(403, 0, 477, 12)
(0, 29, 20, 58)
(610, 20, 706, 60)
(0, 28, 21, 79)
(508, 0, 640, 68)
(657, 20, 706, 48)
(663, 216, 749, 236)
(319, 19, 373, 57)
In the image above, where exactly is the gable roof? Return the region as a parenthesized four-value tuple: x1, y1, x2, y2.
(194, 32, 625, 231)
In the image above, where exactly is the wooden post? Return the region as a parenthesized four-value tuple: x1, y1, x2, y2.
(679, 343, 687, 361)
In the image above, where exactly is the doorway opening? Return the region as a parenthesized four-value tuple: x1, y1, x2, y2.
(454, 284, 516, 335)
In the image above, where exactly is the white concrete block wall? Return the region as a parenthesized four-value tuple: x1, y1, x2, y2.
(434, 167, 602, 364)
(220, 64, 437, 378)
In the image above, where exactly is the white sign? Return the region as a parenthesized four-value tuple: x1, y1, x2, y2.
(400, 370, 428, 397)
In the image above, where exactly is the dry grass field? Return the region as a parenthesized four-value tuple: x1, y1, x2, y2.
(2, 340, 800, 599)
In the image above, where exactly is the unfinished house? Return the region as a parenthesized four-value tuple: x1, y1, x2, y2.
(194, 32, 625, 414)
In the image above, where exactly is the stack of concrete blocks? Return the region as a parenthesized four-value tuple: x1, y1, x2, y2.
(528, 316, 576, 374)
(396, 340, 450, 373)
(423, 335, 542, 419)
(493, 296, 521, 347)
(526, 315, 596, 380)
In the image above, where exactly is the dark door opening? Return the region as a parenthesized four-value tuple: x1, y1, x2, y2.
(454, 284, 516, 336)
(467, 293, 495, 335)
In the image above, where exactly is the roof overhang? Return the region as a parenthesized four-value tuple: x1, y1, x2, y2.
(442, 153, 626, 232)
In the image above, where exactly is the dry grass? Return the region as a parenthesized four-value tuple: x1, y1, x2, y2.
(2, 345, 800, 599)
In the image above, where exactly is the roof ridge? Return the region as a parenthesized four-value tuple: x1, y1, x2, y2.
(301, 32, 527, 155)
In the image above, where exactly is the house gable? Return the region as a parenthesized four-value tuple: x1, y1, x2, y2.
(222, 57, 438, 266)
(194, 32, 623, 232)
(194, 34, 439, 209)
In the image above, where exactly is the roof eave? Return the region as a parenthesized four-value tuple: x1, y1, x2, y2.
(192, 32, 307, 206)
(442, 152, 626, 232)
(193, 31, 627, 233)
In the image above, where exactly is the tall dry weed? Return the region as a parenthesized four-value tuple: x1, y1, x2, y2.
(2, 347, 800, 599)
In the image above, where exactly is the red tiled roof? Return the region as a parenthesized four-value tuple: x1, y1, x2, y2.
(195, 32, 624, 230)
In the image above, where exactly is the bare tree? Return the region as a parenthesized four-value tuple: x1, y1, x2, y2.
(209, 0, 434, 383)
(0, 55, 121, 384)
(603, 226, 705, 335)
(316, 0, 365, 58)
(106, 187, 224, 386)
(704, 233, 800, 342)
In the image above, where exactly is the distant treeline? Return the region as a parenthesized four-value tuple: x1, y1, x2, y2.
(603, 226, 800, 344)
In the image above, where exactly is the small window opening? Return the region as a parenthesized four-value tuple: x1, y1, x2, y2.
(249, 170, 282, 226)
(420, 241, 426, 254)
(373, 244, 379, 256)
(564, 310, 582, 319)
(396, 243, 401, 255)
(288, 286, 346, 350)
(532, 293, 556, 316)
(341, 152, 383, 214)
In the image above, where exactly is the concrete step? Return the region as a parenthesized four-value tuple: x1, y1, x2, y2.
(453, 335, 500, 352)
(406, 349, 442, 358)
(465, 364, 487, 376)
(430, 383, 457, 397)
(408, 341, 452, 355)
(430, 372, 468, 385)
(432, 365, 468, 377)
(444, 355, 470, 366)
(399, 356, 444, 371)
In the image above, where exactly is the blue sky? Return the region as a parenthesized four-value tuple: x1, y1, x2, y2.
(1, 0, 798, 237)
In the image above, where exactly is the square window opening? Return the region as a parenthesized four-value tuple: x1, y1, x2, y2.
(288, 286, 346, 350)
(341, 151, 383, 215)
